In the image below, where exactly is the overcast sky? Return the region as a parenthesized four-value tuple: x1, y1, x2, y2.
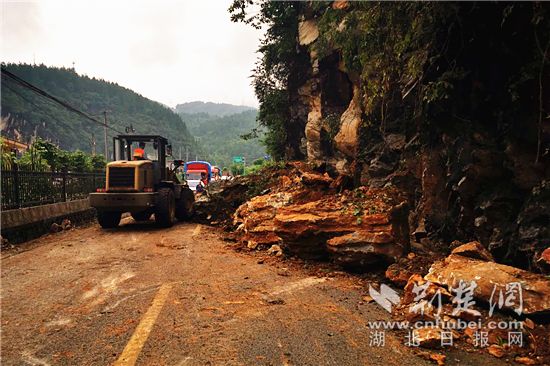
(1, 0, 263, 107)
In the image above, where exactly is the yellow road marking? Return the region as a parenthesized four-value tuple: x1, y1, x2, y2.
(113, 283, 173, 366)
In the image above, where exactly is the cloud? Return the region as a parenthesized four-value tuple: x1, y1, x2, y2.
(1, 1, 44, 61)
(1, 0, 263, 107)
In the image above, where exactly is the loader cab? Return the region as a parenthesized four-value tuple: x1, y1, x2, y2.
(113, 135, 171, 180)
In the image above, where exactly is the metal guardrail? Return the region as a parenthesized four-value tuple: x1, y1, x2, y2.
(1, 166, 105, 210)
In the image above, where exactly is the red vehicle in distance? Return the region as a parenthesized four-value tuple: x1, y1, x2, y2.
(184, 161, 212, 192)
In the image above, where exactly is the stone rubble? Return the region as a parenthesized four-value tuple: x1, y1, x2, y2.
(200, 162, 549, 364)
(233, 165, 410, 267)
(424, 254, 550, 316)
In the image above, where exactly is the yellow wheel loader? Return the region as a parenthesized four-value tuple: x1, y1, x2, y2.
(89, 135, 194, 228)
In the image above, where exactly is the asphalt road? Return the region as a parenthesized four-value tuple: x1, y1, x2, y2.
(1, 219, 508, 366)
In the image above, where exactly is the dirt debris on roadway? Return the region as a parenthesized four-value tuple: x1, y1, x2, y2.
(1, 163, 549, 365)
(0, 218, 511, 366)
(198, 162, 550, 365)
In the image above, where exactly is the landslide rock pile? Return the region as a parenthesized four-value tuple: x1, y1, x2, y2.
(193, 164, 289, 227)
(200, 163, 550, 362)
(232, 163, 410, 268)
(193, 178, 251, 226)
(392, 242, 550, 364)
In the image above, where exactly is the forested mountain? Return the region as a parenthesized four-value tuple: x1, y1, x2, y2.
(1, 63, 197, 158)
(178, 109, 265, 169)
(175, 101, 255, 117)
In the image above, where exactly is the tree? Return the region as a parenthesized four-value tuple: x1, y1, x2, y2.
(32, 139, 62, 171)
(230, 162, 245, 176)
(66, 150, 90, 172)
(0, 138, 16, 170)
(229, 1, 306, 160)
(90, 155, 106, 171)
(12, 138, 104, 172)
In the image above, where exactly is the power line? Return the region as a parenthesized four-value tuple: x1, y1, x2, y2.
(2, 80, 83, 136)
(2, 77, 118, 154)
(1, 67, 202, 160)
(1, 67, 124, 134)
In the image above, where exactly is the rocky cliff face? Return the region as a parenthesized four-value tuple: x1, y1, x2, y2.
(283, 2, 549, 271)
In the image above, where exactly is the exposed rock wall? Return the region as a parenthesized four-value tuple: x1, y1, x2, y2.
(334, 84, 361, 160)
(288, 3, 550, 271)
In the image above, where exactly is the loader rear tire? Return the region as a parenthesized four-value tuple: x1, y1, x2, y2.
(155, 188, 175, 227)
(176, 188, 195, 221)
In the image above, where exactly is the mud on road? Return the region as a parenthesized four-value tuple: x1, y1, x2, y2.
(1, 219, 507, 366)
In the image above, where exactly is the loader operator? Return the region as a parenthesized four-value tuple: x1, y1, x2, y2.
(133, 142, 147, 160)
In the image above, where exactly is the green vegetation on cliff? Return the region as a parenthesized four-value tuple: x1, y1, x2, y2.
(230, 1, 306, 160)
(230, 1, 550, 163)
(230, 2, 550, 268)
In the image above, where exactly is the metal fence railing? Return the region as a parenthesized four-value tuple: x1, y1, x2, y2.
(1, 166, 105, 210)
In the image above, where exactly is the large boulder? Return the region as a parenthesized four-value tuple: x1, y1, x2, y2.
(298, 19, 319, 46)
(425, 254, 550, 316)
(334, 85, 361, 159)
(326, 202, 409, 267)
(451, 241, 494, 262)
(537, 247, 550, 272)
(305, 94, 323, 162)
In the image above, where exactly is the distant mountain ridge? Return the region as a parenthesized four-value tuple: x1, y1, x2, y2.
(175, 101, 256, 117)
(176, 109, 265, 169)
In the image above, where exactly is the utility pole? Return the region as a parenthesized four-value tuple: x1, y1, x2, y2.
(185, 145, 189, 162)
(179, 146, 182, 160)
(103, 111, 108, 160)
(91, 133, 96, 155)
(194, 137, 201, 161)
